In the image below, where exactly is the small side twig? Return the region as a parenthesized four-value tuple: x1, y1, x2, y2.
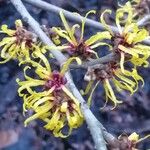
(70, 53, 116, 69)
(137, 14, 150, 26)
(23, 0, 118, 32)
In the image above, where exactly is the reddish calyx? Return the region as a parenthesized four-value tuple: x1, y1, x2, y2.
(45, 71, 67, 91)
(15, 27, 35, 48)
(67, 41, 93, 59)
(94, 62, 118, 81)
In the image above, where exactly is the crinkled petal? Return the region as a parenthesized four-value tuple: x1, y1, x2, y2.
(59, 11, 77, 45)
(100, 9, 113, 35)
(85, 31, 111, 46)
(60, 57, 81, 75)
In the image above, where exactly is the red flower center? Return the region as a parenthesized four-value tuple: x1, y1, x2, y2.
(111, 34, 133, 53)
(67, 41, 93, 59)
(15, 27, 35, 48)
(94, 62, 118, 81)
(44, 71, 67, 91)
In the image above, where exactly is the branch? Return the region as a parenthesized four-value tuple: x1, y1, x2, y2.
(23, 0, 150, 46)
(10, 0, 118, 149)
(23, 0, 118, 32)
(137, 14, 150, 26)
(72, 53, 116, 69)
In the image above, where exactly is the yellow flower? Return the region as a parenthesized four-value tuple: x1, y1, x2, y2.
(51, 11, 112, 60)
(118, 132, 150, 150)
(0, 19, 43, 63)
(42, 25, 61, 45)
(100, 2, 150, 73)
(129, 132, 150, 146)
(83, 62, 144, 109)
(17, 51, 83, 137)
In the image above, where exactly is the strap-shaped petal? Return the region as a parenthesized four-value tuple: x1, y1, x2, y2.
(1, 25, 15, 36)
(60, 11, 77, 45)
(87, 81, 99, 106)
(80, 10, 96, 41)
(60, 57, 81, 75)
(85, 31, 111, 46)
(100, 9, 113, 35)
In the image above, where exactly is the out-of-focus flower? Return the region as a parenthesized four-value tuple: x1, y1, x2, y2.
(100, 2, 150, 73)
(0, 20, 43, 63)
(118, 132, 150, 150)
(84, 62, 144, 108)
(17, 51, 83, 137)
(51, 11, 112, 60)
(132, 0, 150, 17)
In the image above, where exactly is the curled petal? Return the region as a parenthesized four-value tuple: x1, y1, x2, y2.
(90, 42, 112, 50)
(120, 52, 125, 74)
(116, 2, 133, 33)
(104, 79, 122, 109)
(60, 102, 68, 113)
(0, 42, 14, 58)
(133, 28, 149, 44)
(71, 24, 80, 36)
(80, 10, 96, 41)
(16, 78, 45, 96)
(61, 85, 80, 106)
(52, 27, 73, 44)
(60, 11, 77, 45)
(114, 70, 136, 88)
(24, 102, 51, 126)
(66, 110, 83, 128)
(85, 31, 111, 46)
(44, 108, 60, 130)
(1, 25, 15, 36)
(130, 55, 149, 67)
(80, 80, 94, 95)
(53, 120, 70, 138)
(87, 81, 99, 106)
(112, 78, 134, 95)
(60, 57, 82, 75)
(100, 9, 113, 35)
(32, 50, 51, 73)
(15, 19, 23, 27)
(118, 45, 138, 57)
(33, 97, 54, 110)
(0, 37, 16, 47)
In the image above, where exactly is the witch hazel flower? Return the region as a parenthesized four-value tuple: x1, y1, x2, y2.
(100, 1, 150, 73)
(0, 20, 45, 63)
(83, 62, 144, 109)
(17, 51, 83, 137)
(50, 11, 112, 60)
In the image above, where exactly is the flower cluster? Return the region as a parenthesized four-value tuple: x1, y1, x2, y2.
(52, 11, 112, 60)
(17, 51, 83, 137)
(84, 62, 144, 108)
(101, 2, 150, 72)
(82, 1, 150, 109)
(0, 0, 150, 141)
(118, 132, 150, 150)
(0, 20, 46, 63)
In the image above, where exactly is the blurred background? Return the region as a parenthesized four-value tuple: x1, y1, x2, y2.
(0, 0, 150, 149)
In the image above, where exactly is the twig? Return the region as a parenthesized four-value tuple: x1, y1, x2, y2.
(23, 0, 150, 46)
(10, 0, 118, 149)
(137, 14, 150, 26)
(70, 53, 116, 69)
(23, 0, 118, 32)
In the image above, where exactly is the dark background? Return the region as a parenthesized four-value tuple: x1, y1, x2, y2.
(0, 0, 149, 149)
